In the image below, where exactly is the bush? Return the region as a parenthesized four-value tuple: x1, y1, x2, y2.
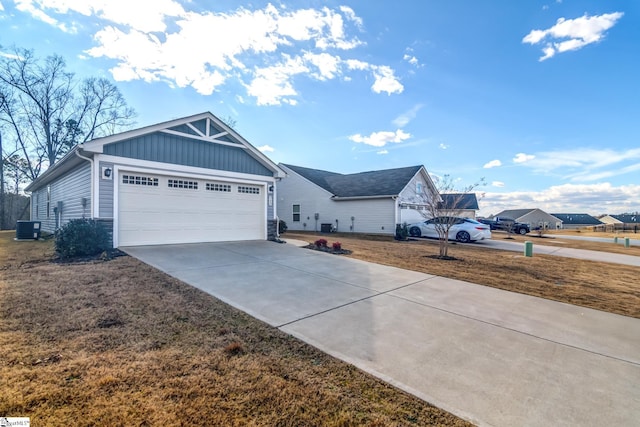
(55, 219, 110, 259)
(332, 242, 342, 251)
(395, 223, 408, 240)
(278, 219, 288, 234)
(314, 238, 328, 248)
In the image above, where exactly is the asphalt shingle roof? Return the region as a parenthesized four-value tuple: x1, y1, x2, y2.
(551, 214, 603, 225)
(438, 193, 479, 210)
(611, 214, 640, 224)
(282, 164, 423, 198)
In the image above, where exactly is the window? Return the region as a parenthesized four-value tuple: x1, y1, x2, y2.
(46, 185, 51, 218)
(206, 183, 231, 192)
(168, 179, 198, 189)
(416, 182, 423, 194)
(122, 175, 159, 186)
(238, 185, 260, 194)
(292, 204, 300, 222)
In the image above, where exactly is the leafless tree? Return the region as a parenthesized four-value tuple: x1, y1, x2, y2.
(413, 175, 484, 258)
(0, 47, 136, 180)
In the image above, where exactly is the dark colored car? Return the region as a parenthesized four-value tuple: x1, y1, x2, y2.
(478, 217, 530, 235)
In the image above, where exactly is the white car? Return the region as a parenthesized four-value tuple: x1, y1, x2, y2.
(408, 217, 491, 243)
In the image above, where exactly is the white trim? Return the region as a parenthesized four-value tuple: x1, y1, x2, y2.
(186, 122, 206, 137)
(98, 154, 277, 185)
(159, 129, 242, 148)
(112, 165, 268, 248)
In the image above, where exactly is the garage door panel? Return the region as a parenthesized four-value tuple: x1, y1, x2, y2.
(118, 173, 265, 246)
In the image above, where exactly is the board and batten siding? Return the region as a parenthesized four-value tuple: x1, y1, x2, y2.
(31, 162, 91, 233)
(98, 161, 115, 218)
(103, 132, 272, 177)
(277, 168, 396, 234)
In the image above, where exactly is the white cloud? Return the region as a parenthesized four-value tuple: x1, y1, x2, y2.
(439, 143, 449, 150)
(377, 150, 388, 155)
(479, 183, 640, 217)
(349, 129, 411, 147)
(513, 153, 535, 163)
(371, 65, 403, 95)
(403, 54, 419, 66)
(16, 1, 402, 105)
(513, 147, 640, 182)
(257, 144, 274, 153)
(483, 159, 502, 169)
(392, 104, 423, 127)
(0, 1, 4, 11)
(492, 181, 505, 188)
(523, 12, 624, 61)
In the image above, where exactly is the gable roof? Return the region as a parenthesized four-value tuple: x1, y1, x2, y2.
(493, 209, 536, 220)
(611, 214, 640, 223)
(281, 164, 424, 198)
(551, 213, 603, 225)
(26, 112, 285, 192)
(438, 193, 479, 210)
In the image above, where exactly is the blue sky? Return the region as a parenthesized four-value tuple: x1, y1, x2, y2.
(1, 0, 638, 216)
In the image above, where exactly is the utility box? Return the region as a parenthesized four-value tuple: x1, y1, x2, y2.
(320, 223, 333, 233)
(16, 221, 42, 240)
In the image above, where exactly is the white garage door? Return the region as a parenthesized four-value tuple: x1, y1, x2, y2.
(118, 172, 265, 246)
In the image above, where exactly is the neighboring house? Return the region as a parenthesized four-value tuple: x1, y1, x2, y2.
(605, 214, 640, 225)
(550, 213, 603, 229)
(599, 214, 640, 231)
(276, 164, 438, 235)
(25, 112, 285, 247)
(438, 193, 479, 219)
(492, 209, 562, 230)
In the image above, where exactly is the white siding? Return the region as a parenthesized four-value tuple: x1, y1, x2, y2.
(397, 171, 436, 224)
(277, 167, 396, 234)
(31, 163, 92, 233)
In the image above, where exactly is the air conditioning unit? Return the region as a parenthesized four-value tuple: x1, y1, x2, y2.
(16, 221, 42, 240)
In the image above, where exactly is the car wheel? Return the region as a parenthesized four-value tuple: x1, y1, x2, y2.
(409, 226, 422, 237)
(518, 228, 527, 235)
(456, 231, 471, 243)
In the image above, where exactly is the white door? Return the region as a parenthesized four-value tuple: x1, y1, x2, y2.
(118, 172, 265, 246)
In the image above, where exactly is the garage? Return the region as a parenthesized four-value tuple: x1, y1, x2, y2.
(118, 171, 266, 246)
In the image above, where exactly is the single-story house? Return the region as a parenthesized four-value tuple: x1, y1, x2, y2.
(492, 209, 562, 230)
(599, 214, 640, 225)
(550, 213, 603, 229)
(25, 112, 285, 247)
(276, 163, 438, 234)
(438, 193, 479, 219)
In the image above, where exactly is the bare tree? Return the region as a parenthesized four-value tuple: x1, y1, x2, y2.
(412, 175, 484, 258)
(0, 47, 136, 180)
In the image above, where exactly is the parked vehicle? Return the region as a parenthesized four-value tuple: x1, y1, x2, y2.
(408, 217, 491, 243)
(478, 217, 530, 235)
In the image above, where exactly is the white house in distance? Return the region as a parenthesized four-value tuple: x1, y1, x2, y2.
(276, 164, 438, 235)
(492, 209, 563, 230)
(25, 112, 285, 247)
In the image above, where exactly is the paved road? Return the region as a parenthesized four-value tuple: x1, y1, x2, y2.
(472, 238, 640, 267)
(125, 241, 640, 427)
(543, 234, 640, 245)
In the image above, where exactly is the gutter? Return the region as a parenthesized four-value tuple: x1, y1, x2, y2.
(330, 194, 397, 201)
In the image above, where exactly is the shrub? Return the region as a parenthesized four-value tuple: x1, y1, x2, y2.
(55, 219, 110, 259)
(395, 223, 408, 240)
(314, 238, 328, 248)
(332, 242, 342, 251)
(278, 219, 288, 234)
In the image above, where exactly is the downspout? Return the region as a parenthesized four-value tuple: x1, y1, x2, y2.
(75, 145, 94, 219)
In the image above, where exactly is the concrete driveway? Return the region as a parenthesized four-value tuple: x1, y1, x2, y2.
(124, 241, 640, 427)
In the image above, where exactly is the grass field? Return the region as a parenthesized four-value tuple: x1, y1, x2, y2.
(286, 231, 640, 319)
(0, 232, 469, 426)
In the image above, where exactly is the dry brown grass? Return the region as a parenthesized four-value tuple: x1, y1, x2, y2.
(496, 230, 640, 256)
(287, 232, 640, 319)
(0, 232, 469, 426)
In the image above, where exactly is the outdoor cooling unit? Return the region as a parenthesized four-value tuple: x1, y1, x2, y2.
(16, 221, 42, 240)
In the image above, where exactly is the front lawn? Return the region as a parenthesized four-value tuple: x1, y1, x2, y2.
(286, 231, 640, 319)
(0, 232, 469, 426)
